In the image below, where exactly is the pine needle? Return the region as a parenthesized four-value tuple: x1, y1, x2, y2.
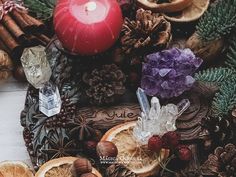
(196, 0, 236, 41)
(24, 0, 57, 21)
(195, 67, 236, 85)
(212, 79, 236, 117)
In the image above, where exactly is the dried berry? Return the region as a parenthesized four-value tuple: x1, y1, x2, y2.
(148, 135, 163, 153)
(162, 131, 180, 149)
(84, 141, 98, 155)
(176, 145, 192, 161)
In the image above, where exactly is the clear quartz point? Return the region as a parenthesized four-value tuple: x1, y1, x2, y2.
(39, 82, 61, 117)
(21, 46, 52, 89)
(133, 117, 152, 144)
(136, 87, 150, 115)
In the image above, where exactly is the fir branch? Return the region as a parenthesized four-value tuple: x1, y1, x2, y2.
(212, 79, 236, 117)
(195, 67, 236, 85)
(24, 0, 57, 21)
(226, 34, 236, 69)
(196, 0, 236, 41)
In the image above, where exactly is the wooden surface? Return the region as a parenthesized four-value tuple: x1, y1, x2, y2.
(0, 78, 31, 166)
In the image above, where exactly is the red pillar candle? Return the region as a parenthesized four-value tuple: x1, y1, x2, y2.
(54, 0, 123, 56)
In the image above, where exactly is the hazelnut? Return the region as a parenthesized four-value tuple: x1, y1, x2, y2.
(71, 158, 92, 176)
(80, 173, 98, 177)
(96, 141, 118, 158)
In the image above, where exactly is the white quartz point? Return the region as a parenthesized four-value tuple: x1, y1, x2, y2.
(39, 82, 62, 117)
(136, 87, 150, 115)
(149, 97, 161, 119)
(177, 99, 190, 117)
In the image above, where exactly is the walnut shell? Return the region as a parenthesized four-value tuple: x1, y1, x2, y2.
(0, 50, 13, 81)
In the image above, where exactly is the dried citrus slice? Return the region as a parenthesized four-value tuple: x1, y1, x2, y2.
(101, 122, 169, 177)
(0, 161, 34, 177)
(35, 157, 102, 177)
(137, 0, 193, 13)
(163, 0, 210, 22)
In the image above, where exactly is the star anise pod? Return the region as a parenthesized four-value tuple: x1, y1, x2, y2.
(69, 115, 96, 141)
(41, 128, 78, 160)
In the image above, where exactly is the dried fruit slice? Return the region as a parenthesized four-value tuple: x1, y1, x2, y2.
(137, 0, 193, 13)
(35, 157, 102, 177)
(101, 122, 169, 177)
(164, 0, 210, 22)
(0, 161, 34, 177)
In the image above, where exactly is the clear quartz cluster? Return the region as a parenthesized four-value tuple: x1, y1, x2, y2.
(133, 88, 190, 144)
(21, 45, 62, 117)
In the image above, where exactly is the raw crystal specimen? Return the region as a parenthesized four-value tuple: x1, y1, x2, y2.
(141, 48, 203, 99)
(133, 88, 190, 144)
(21, 45, 52, 89)
(136, 88, 150, 115)
(39, 82, 61, 117)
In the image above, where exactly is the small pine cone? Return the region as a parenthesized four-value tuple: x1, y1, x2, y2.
(201, 143, 236, 177)
(201, 116, 234, 145)
(83, 64, 126, 106)
(120, 8, 171, 55)
(106, 164, 137, 177)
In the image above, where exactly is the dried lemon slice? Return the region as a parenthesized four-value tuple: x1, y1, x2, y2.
(0, 161, 34, 177)
(164, 0, 210, 22)
(35, 157, 102, 177)
(101, 122, 169, 177)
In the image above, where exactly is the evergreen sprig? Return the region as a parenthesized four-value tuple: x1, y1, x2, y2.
(24, 0, 57, 21)
(195, 67, 236, 117)
(196, 0, 236, 41)
(195, 67, 236, 85)
(226, 34, 236, 69)
(212, 80, 236, 117)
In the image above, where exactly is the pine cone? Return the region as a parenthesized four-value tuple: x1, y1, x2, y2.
(201, 143, 236, 177)
(200, 116, 235, 146)
(120, 8, 171, 54)
(106, 164, 137, 177)
(83, 64, 126, 106)
(0, 50, 13, 80)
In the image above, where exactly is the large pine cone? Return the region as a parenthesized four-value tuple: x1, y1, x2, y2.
(0, 50, 13, 80)
(201, 143, 236, 177)
(83, 64, 126, 106)
(121, 8, 171, 54)
(106, 164, 137, 177)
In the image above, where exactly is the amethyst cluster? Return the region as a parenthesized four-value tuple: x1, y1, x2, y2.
(141, 48, 203, 99)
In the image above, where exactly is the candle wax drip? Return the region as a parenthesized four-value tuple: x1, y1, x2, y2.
(70, 0, 108, 24)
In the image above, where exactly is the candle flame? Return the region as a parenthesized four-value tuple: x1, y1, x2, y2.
(85, 1, 97, 12)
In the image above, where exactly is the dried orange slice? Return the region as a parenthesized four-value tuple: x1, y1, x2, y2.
(137, 0, 193, 13)
(35, 157, 102, 177)
(0, 161, 34, 177)
(163, 0, 210, 22)
(101, 122, 169, 177)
